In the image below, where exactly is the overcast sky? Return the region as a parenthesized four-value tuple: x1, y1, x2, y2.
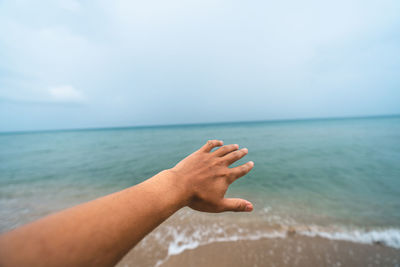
(1, 0, 399, 132)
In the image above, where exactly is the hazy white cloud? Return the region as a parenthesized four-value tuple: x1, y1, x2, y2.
(49, 85, 85, 102)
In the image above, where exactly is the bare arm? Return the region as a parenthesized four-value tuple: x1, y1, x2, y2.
(0, 140, 254, 267)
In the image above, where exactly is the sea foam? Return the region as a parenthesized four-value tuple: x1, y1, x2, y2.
(153, 224, 400, 267)
(299, 227, 400, 249)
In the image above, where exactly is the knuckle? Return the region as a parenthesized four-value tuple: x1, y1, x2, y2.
(236, 201, 245, 211)
(240, 165, 248, 174)
(234, 150, 243, 158)
(216, 168, 228, 177)
(220, 145, 232, 154)
(216, 159, 225, 166)
(208, 159, 217, 168)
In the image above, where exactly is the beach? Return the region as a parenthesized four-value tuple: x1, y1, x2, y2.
(112, 206, 400, 266)
(158, 236, 400, 267)
(1, 116, 400, 266)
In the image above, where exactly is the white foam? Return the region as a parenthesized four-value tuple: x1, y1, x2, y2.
(262, 206, 271, 214)
(154, 225, 285, 267)
(153, 223, 400, 267)
(299, 227, 400, 249)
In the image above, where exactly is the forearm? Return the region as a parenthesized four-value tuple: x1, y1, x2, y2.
(0, 170, 185, 267)
(0, 140, 254, 267)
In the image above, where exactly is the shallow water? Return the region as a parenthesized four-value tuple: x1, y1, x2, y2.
(1, 116, 400, 258)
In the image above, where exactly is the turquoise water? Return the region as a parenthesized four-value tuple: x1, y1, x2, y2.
(1, 116, 400, 249)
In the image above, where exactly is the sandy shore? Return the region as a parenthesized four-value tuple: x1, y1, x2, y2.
(118, 235, 400, 267)
(160, 236, 400, 267)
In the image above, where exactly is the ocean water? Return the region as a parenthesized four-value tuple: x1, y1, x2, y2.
(1, 116, 400, 258)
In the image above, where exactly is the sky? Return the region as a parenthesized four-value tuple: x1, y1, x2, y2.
(1, 0, 400, 132)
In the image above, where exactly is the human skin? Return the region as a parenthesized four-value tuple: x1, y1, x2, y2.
(0, 140, 254, 267)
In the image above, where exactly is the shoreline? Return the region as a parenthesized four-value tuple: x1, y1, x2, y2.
(114, 208, 400, 267)
(158, 235, 400, 267)
(116, 223, 400, 267)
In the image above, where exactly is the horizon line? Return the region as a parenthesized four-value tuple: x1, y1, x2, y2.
(1, 113, 400, 135)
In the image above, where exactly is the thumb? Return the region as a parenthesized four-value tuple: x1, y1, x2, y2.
(221, 198, 253, 212)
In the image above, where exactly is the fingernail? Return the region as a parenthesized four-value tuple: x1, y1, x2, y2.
(242, 148, 248, 153)
(245, 204, 253, 212)
(248, 161, 254, 166)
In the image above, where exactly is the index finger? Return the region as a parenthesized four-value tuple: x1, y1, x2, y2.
(199, 140, 224, 153)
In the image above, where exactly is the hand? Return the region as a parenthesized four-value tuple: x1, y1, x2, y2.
(169, 140, 254, 213)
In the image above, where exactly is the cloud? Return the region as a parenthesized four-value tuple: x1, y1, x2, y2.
(49, 85, 85, 102)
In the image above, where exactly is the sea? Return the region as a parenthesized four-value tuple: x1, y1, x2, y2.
(1, 116, 400, 265)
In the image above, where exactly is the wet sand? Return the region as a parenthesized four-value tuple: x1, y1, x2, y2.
(118, 234, 400, 267)
(116, 209, 400, 267)
(160, 236, 400, 267)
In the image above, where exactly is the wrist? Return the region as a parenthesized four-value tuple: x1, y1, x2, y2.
(156, 169, 192, 210)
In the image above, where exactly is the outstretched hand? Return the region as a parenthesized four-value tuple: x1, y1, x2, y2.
(169, 140, 254, 213)
(0, 139, 255, 267)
